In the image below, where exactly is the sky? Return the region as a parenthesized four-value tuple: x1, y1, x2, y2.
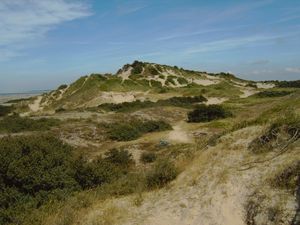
(0, 0, 300, 93)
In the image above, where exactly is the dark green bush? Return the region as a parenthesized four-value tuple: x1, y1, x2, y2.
(58, 84, 68, 90)
(149, 66, 159, 75)
(277, 80, 300, 88)
(131, 61, 144, 75)
(107, 123, 141, 141)
(187, 104, 231, 123)
(0, 106, 13, 117)
(146, 160, 178, 188)
(105, 120, 172, 141)
(177, 77, 188, 85)
(150, 80, 163, 88)
(97, 95, 207, 113)
(0, 115, 60, 133)
(140, 152, 157, 163)
(0, 135, 138, 224)
(73, 156, 123, 189)
(254, 91, 292, 98)
(104, 149, 134, 168)
(0, 135, 79, 224)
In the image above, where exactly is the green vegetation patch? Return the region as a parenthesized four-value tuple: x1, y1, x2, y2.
(97, 95, 207, 112)
(0, 135, 138, 224)
(146, 159, 178, 188)
(0, 116, 60, 133)
(277, 80, 300, 88)
(103, 120, 172, 141)
(140, 152, 157, 164)
(187, 104, 232, 123)
(0, 105, 13, 117)
(254, 90, 292, 98)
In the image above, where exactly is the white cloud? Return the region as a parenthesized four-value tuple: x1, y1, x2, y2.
(0, 0, 91, 60)
(285, 67, 300, 73)
(184, 35, 279, 54)
(251, 69, 273, 75)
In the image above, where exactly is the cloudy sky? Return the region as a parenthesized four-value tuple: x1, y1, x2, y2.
(0, 0, 299, 93)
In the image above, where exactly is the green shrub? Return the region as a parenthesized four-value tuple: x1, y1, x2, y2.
(0, 105, 13, 117)
(105, 120, 172, 141)
(97, 95, 207, 113)
(187, 104, 231, 123)
(131, 61, 144, 75)
(58, 84, 68, 90)
(140, 152, 156, 163)
(146, 160, 178, 188)
(177, 77, 188, 85)
(73, 156, 123, 190)
(104, 149, 134, 168)
(166, 76, 176, 85)
(108, 123, 141, 141)
(149, 66, 159, 75)
(150, 80, 163, 88)
(0, 135, 79, 224)
(0, 115, 60, 133)
(254, 91, 292, 98)
(277, 80, 300, 88)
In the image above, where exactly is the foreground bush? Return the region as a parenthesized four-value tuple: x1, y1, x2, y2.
(0, 135, 136, 224)
(187, 104, 231, 123)
(146, 159, 178, 188)
(0, 115, 60, 133)
(0, 135, 78, 224)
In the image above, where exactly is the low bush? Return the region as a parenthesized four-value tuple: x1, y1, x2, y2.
(0, 115, 60, 133)
(97, 95, 207, 112)
(0, 135, 79, 224)
(73, 156, 124, 190)
(105, 120, 172, 141)
(277, 80, 300, 88)
(104, 149, 134, 168)
(140, 152, 157, 163)
(254, 91, 292, 98)
(0, 135, 137, 224)
(187, 104, 231, 123)
(131, 61, 144, 75)
(146, 159, 178, 188)
(107, 123, 141, 141)
(0, 105, 13, 117)
(149, 66, 159, 75)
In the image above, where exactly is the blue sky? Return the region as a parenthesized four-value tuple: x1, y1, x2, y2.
(0, 0, 300, 93)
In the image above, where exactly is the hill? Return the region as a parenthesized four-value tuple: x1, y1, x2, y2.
(15, 61, 279, 114)
(1, 61, 299, 225)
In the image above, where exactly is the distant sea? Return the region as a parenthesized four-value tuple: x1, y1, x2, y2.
(0, 90, 49, 104)
(0, 90, 49, 96)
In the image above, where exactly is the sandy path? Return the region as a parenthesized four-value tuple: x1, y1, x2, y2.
(205, 97, 228, 105)
(167, 122, 193, 143)
(240, 88, 258, 98)
(29, 96, 43, 112)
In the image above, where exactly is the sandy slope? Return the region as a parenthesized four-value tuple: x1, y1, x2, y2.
(78, 126, 298, 225)
(28, 96, 43, 112)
